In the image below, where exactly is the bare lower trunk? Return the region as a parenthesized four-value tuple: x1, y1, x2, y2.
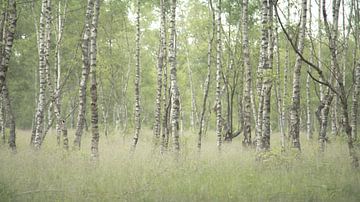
(288, 0, 307, 151)
(316, 90, 333, 152)
(0, 94, 5, 144)
(132, 0, 141, 149)
(242, 0, 252, 147)
(73, 0, 94, 150)
(2, 84, 15, 152)
(215, 0, 222, 150)
(198, 0, 214, 151)
(306, 0, 313, 140)
(255, 0, 270, 152)
(33, 0, 50, 149)
(89, 0, 100, 159)
(153, 0, 166, 144)
(169, 0, 180, 152)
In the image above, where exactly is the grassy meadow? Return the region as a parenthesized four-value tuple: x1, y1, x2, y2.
(0, 129, 360, 201)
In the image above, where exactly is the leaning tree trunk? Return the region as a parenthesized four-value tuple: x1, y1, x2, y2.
(89, 0, 100, 159)
(198, 0, 214, 151)
(169, 0, 180, 152)
(242, 0, 252, 147)
(33, 0, 49, 149)
(288, 0, 307, 151)
(73, 0, 94, 150)
(132, 0, 141, 149)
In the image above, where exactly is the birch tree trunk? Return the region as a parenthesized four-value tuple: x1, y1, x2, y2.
(274, 23, 285, 150)
(154, 0, 165, 144)
(33, 0, 49, 149)
(0, 0, 16, 150)
(186, 49, 198, 132)
(2, 84, 15, 151)
(318, 0, 324, 101)
(282, 0, 290, 134)
(89, 0, 100, 159)
(132, 0, 141, 149)
(54, 0, 67, 146)
(198, 0, 214, 151)
(0, 94, 4, 144)
(169, 0, 180, 152)
(215, 0, 222, 150)
(0, 8, 4, 145)
(288, 0, 307, 151)
(306, 0, 313, 140)
(255, 0, 270, 151)
(161, 3, 171, 152)
(242, 0, 252, 147)
(73, 0, 94, 150)
(351, 0, 359, 141)
(0, 0, 16, 93)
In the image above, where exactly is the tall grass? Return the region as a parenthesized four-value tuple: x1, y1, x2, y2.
(0, 129, 359, 201)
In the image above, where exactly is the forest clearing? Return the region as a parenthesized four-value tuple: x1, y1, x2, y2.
(1, 0, 360, 201)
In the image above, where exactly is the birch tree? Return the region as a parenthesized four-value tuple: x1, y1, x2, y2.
(242, 0, 252, 147)
(89, 0, 100, 158)
(73, 0, 94, 149)
(132, 0, 141, 149)
(255, 0, 271, 151)
(154, 0, 165, 144)
(33, 0, 50, 149)
(0, 0, 16, 151)
(198, 0, 214, 151)
(215, 0, 222, 150)
(351, 0, 359, 141)
(288, 0, 307, 151)
(169, 0, 180, 152)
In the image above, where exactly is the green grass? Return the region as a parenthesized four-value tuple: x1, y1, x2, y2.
(0, 129, 359, 201)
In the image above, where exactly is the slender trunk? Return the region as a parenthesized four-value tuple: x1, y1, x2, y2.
(89, 0, 100, 159)
(154, 0, 165, 144)
(306, 0, 313, 140)
(0, 93, 5, 144)
(215, 0, 222, 150)
(256, 0, 271, 151)
(282, 0, 290, 134)
(169, 0, 180, 152)
(33, 0, 49, 149)
(316, 90, 333, 152)
(197, 0, 214, 151)
(186, 49, 198, 132)
(274, 23, 285, 149)
(132, 0, 141, 149)
(73, 0, 94, 150)
(54, 0, 67, 146)
(288, 0, 307, 151)
(351, 0, 359, 141)
(41, 0, 53, 144)
(242, 0, 252, 147)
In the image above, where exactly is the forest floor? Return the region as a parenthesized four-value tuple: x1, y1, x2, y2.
(0, 129, 360, 201)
